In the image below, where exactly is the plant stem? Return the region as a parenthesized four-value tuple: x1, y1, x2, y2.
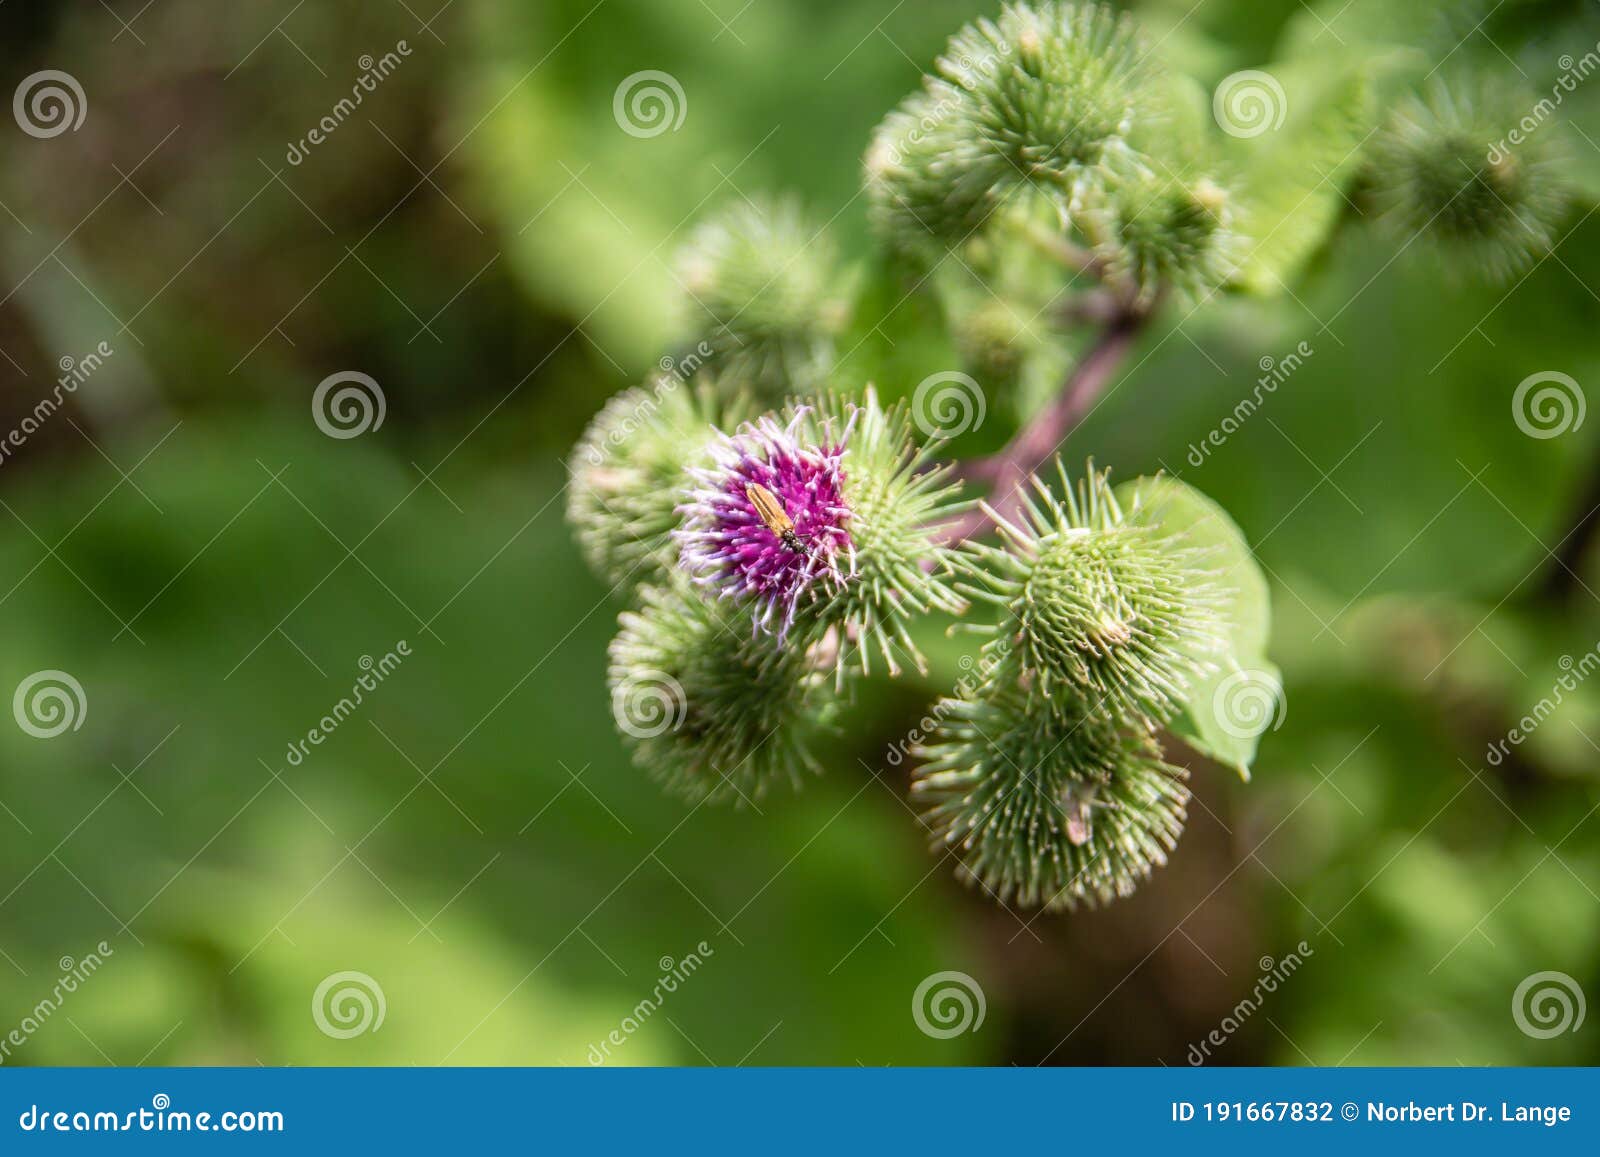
(1018, 218, 1105, 279)
(938, 307, 1147, 544)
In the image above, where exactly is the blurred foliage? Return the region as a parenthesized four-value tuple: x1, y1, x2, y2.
(0, 0, 1596, 1066)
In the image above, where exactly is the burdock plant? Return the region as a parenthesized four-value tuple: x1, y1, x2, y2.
(569, 2, 1582, 910)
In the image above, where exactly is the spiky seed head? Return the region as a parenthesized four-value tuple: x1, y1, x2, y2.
(675, 197, 844, 398)
(866, 3, 1163, 253)
(1367, 78, 1570, 282)
(1098, 173, 1237, 303)
(945, 2, 1153, 185)
(568, 379, 740, 591)
(608, 580, 826, 805)
(963, 461, 1223, 721)
(865, 80, 1010, 250)
(678, 407, 856, 641)
(678, 392, 969, 677)
(812, 391, 969, 678)
(912, 672, 1190, 909)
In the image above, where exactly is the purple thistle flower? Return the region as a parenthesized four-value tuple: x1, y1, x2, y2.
(678, 408, 857, 638)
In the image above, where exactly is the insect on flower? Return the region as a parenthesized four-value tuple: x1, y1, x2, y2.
(745, 481, 813, 557)
(1061, 782, 1122, 847)
(678, 408, 855, 641)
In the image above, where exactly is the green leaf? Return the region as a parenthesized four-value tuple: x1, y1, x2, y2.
(1118, 475, 1279, 779)
(1223, 56, 1378, 294)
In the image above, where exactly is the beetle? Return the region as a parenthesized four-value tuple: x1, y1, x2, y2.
(745, 482, 814, 557)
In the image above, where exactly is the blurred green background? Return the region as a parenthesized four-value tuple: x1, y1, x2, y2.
(0, 0, 1597, 1066)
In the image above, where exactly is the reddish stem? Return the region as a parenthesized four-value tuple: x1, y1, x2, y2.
(938, 308, 1147, 545)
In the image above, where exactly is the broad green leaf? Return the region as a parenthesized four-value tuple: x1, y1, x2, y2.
(1223, 56, 1378, 294)
(1118, 475, 1280, 779)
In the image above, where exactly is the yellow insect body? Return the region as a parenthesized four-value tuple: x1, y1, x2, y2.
(745, 482, 809, 555)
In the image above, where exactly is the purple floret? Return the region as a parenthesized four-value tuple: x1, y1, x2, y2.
(678, 408, 856, 638)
